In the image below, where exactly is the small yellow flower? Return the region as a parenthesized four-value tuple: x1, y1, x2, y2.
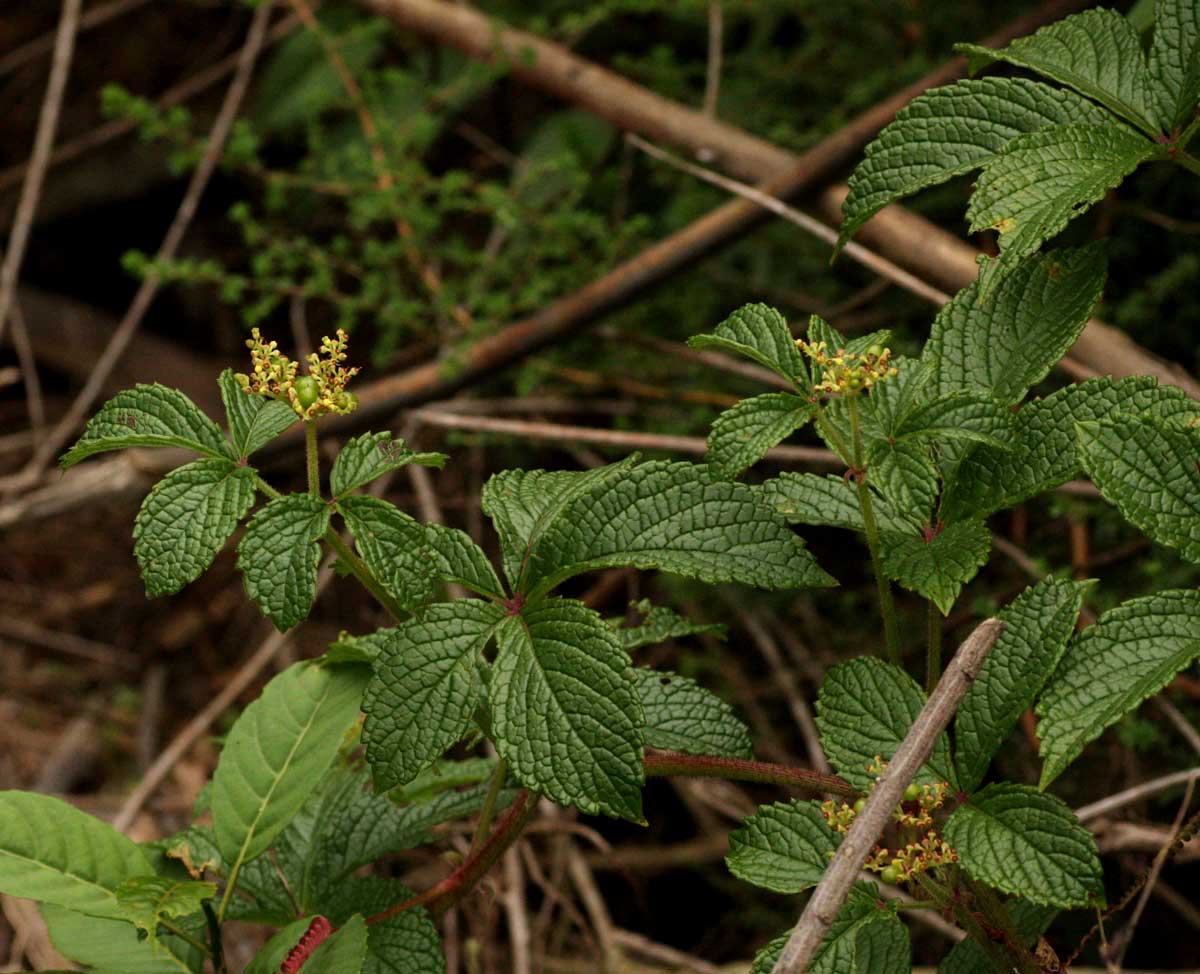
(795, 339, 898, 397)
(236, 328, 360, 419)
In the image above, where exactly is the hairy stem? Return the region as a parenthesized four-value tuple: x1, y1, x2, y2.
(305, 420, 320, 496)
(322, 528, 407, 622)
(643, 749, 856, 798)
(469, 758, 509, 857)
(926, 599, 942, 694)
(959, 871, 1042, 974)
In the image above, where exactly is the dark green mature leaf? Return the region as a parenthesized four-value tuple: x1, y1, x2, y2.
(609, 602, 726, 651)
(60, 384, 232, 469)
(860, 358, 934, 439)
(946, 783, 1104, 907)
(115, 877, 215, 949)
(867, 441, 937, 527)
(330, 431, 446, 498)
(880, 521, 992, 615)
(1078, 416, 1200, 562)
(706, 393, 814, 481)
(322, 878, 444, 974)
(955, 577, 1093, 792)
(838, 78, 1111, 247)
(633, 667, 752, 759)
(0, 791, 153, 919)
(760, 473, 917, 534)
(1038, 590, 1200, 787)
(363, 601, 505, 791)
(958, 8, 1157, 134)
(305, 914, 368, 974)
(493, 599, 644, 820)
(726, 800, 840, 893)
(689, 303, 806, 387)
(212, 662, 367, 872)
(338, 496, 432, 610)
(133, 459, 257, 598)
(42, 904, 201, 974)
(816, 658, 955, 791)
(894, 391, 1014, 449)
(219, 369, 295, 459)
(527, 461, 835, 596)
(1148, 0, 1200, 128)
(237, 493, 330, 630)
(925, 245, 1107, 404)
(421, 524, 506, 599)
(939, 900, 1057, 974)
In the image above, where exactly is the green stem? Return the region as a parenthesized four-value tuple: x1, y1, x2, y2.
(1175, 149, 1200, 178)
(305, 420, 320, 496)
(643, 749, 856, 798)
(845, 395, 903, 666)
(926, 599, 942, 694)
(160, 918, 211, 956)
(323, 528, 407, 622)
(1178, 112, 1200, 151)
(469, 758, 509, 857)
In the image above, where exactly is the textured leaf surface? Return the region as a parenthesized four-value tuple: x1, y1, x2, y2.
(0, 791, 153, 919)
(1148, 0, 1200, 128)
(237, 493, 331, 630)
(61, 384, 232, 469)
(528, 460, 835, 595)
(323, 878, 444, 974)
(707, 393, 814, 480)
(304, 913, 368, 974)
(880, 521, 991, 615)
(1078, 416, 1200, 562)
(362, 601, 504, 791)
(133, 459, 257, 597)
(946, 783, 1104, 907)
(726, 800, 840, 893)
(955, 577, 1092, 791)
(760, 473, 916, 534)
(212, 662, 367, 871)
(609, 603, 726, 651)
(689, 303, 806, 386)
(42, 904, 200, 974)
(894, 391, 1013, 449)
(839, 77, 1110, 246)
(867, 440, 937, 527)
(115, 877, 215, 949)
(331, 431, 446, 498)
(493, 599, 644, 820)
(939, 900, 1056, 974)
(816, 658, 955, 791)
(634, 667, 752, 759)
(1037, 590, 1200, 787)
(421, 524, 506, 599)
(338, 496, 433, 610)
(219, 369, 296, 459)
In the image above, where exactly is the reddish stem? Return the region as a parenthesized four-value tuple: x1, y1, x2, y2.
(643, 748, 857, 798)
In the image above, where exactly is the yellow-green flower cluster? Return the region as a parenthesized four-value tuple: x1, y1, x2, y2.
(236, 328, 360, 419)
(795, 339, 897, 396)
(866, 830, 958, 884)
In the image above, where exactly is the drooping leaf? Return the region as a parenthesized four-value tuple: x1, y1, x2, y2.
(945, 782, 1104, 908)
(866, 440, 938, 528)
(608, 602, 726, 651)
(492, 599, 645, 820)
(362, 601, 505, 791)
(237, 493, 331, 630)
(689, 303, 807, 387)
(42, 904, 201, 974)
(1037, 590, 1200, 787)
(61, 384, 232, 469)
(421, 524, 506, 599)
(1148, 0, 1200, 129)
(219, 369, 296, 459)
(706, 393, 815, 481)
(894, 391, 1014, 449)
(759, 473, 917, 534)
(633, 667, 752, 759)
(114, 877, 215, 949)
(726, 800, 841, 893)
(322, 877, 445, 974)
(338, 496, 433, 610)
(133, 459, 257, 597)
(330, 431, 446, 498)
(880, 521, 992, 615)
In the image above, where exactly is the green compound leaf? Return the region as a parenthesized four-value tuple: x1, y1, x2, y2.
(133, 459, 257, 598)
(966, 122, 1159, 283)
(945, 783, 1104, 908)
(1078, 416, 1200, 562)
(338, 496, 432, 611)
(958, 8, 1157, 135)
(492, 599, 645, 821)
(689, 303, 807, 387)
(759, 473, 917, 534)
(954, 577, 1093, 792)
(1148, 0, 1200, 129)
(322, 877, 444, 974)
(527, 460, 835, 596)
(880, 521, 992, 615)
(633, 667, 752, 759)
(1037, 590, 1200, 788)
(115, 877, 215, 950)
(304, 914, 368, 974)
(838, 77, 1110, 248)
(42, 904, 201, 974)
(237, 493, 331, 630)
(362, 601, 505, 791)
(608, 602, 726, 651)
(894, 390, 1014, 449)
(926, 245, 1107, 404)
(0, 791, 153, 920)
(212, 661, 368, 872)
(421, 524, 506, 600)
(866, 440, 938, 528)
(61, 384, 233, 469)
(219, 369, 296, 459)
(706, 392, 815, 481)
(726, 800, 841, 893)
(330, 431, 447, 498)
(816, 657, 955, 792)
(939, 900, 1057, 974)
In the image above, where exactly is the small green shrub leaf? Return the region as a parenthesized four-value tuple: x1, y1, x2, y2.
(866, 440, 938, 527)
(219, 369, 296, 459)
(880, 521, 992, 615)
(114, 877, 215, 949)
(421, 524, 506, 599)
(608, 602, 726, 651)
(894, 391, 1014, 449)
(634, 667, 752, 759)
(706, 392, 814, 481)
(331, 431, 447, 498)
(726, 800, 840, 893)
(759, 473, 916, 534)
(1148, 0, 1200, 129)
(688, 303, 806, 387)
(237, 493, 331, 630)
(338, 496, 433, 610)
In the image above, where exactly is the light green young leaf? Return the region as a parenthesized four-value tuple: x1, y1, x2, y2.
(945, 783, 1104, 907)
(1037, 590, 1200, 787)
(421, 524, 506, 599)
(689, 303, 806, 387)
(321, 877, 444, 974)
(338, 495, 433, 610)
(894, 391, 1014, 449)
(492, 599, 645, 820)
(237, 493, 331, 630)
(880, 521, 992, 615)
(633, 667, 752, 759)
(958, 8, 1158, 134)
(330, 431, 447, 498)
(133, 459, 257, 598)
(866, 440, 937, 528)
(1148, 0, 1200, 129)
(212, 662, 368, 873)
(527, 461, 835, 596)
(816, 657, 955, 791)
(42, 904, 201, 974)
(115, 877, 215, 949)
(706, 392, 815, 481)
(60, 384, 232, 469)
(219, 369, 296, 459)
(1078, 416, 1200, 562)
(608, 602, 726, 651)
(0, 791, 153, 920)
(954, 577, 1093, 792)
(304, 913, 368, 974)
(726, 800, 841, 893)
(759, 473, 917, 534)
(838, 77, 1111, 247)
(362, 601, 505, 791)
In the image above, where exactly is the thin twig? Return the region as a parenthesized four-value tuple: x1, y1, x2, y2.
(6, 303, 45, 436)
(0, 0, 152, 78)
(1075, 767, 1200, 823)
(701, 0, 722, 118)
(502, 847, 531, 974)
(1155, 697, 1200, 756)
(565, 844, 622, 974)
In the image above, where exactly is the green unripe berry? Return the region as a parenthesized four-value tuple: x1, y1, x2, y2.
(295, 375, 320, 409)
(880, 865, 901, 884)
(853, 798, 866, 814)
(866, 344, 884, 359)
(903, 783, 922, 802)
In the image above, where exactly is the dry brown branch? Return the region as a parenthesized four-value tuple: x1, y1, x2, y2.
(6, 303, 44, 438)
(1075, 767, 1200, 823)
(0, 0, 152, 78)
(564, 844, 622, 974)
(503, 847, 531, 974)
